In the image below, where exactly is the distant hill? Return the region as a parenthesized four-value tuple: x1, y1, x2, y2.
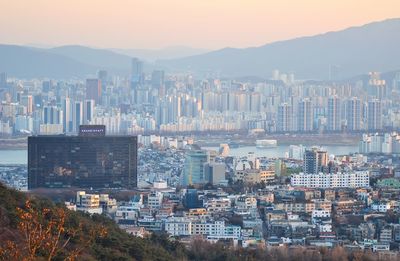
(0, 45, 97, 79)
(111, 46, 210, 61)
(0, 45, 136, 79)
(48, 45, 132, 73)
(1, 18, 400, 80)
(158, 18, 400, 80)
(0, 44, 208, 79)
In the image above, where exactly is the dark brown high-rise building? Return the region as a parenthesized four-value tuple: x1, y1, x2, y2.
(86, 78, 102, 104)
(28, 126, 137, 189)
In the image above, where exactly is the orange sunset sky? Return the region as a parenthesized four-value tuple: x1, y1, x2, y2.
(0, 0, 399, 49)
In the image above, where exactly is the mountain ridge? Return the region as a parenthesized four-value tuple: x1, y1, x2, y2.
(157, 18, 400, 80)
(0, 18, 399, 79)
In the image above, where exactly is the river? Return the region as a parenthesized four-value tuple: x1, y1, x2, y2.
(0, 150, 27, 164)
(202, 144, 358, 158)
(0, 144, 359, 165)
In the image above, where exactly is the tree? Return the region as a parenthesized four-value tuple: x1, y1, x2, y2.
(0, 200, 106, 261)
(331, 246, 348, 261)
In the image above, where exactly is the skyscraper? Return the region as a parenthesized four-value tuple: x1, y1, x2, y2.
(367, 99, 382, 131)
(73, 101, 83, 133)
(42, 106, 62, 125)
(83, 99, 95, 124)
(277, 103, 292, 132)
(298, 98, 313, 132)
(131, 58, 143, 88)
(42, 80, 52, 92)
(151, 70, 165, 96)
(346, 97, 361, 131)
(86, 79, 102, 104)
(182, 150, 209, 186)
(28, 126, 137, 189)
(367, 72, 386, 99)
(151, 70, 165, 86)
(327, 96, 341, 131)
(62, 97, 71, 133)
(97, 70, 108, 85)
(20, 95, 33, 114)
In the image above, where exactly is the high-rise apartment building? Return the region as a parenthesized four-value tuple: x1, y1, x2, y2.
(83, 99, 95, 124)
(298, 98, 313, 132)
(367, 72, 386, 99)
(131, 58, 143, 88)
(277, 103, 292, 132)
(97, 70, 108, 85)
(20, 95, 33, 114)
(42, 106, 62, 125)
(151, 70, 165, 84)
(73, 101, 83, 133)
(62, 97, 71, 133)
(346, 97, 361, 131)
(367, 99, 382, 131)
(151, 70, 165, 95)
(327, 96, 341, 131)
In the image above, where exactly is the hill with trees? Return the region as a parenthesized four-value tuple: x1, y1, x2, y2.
(0, 183, 383, 261)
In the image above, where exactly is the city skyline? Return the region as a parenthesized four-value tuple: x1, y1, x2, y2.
(0, 0, 399, 49)
(1, 1, 400, 259)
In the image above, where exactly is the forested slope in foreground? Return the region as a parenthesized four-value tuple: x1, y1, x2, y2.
(0, 183, 383, 261)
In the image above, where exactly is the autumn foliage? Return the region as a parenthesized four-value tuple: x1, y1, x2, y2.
(0, 200, 106, 261)
(0, 184, 394, 261)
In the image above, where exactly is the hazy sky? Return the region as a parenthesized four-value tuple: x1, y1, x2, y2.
(0, 0, 399, 49)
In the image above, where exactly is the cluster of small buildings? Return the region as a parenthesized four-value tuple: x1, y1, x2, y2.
(0, 135, 397, 256)
(2, 120, 400, 255)
(135, 146, 400, 253)
(67, 168, 400, 254)
(263, 185, 400, 253)
(0, 165, 27, 190)
(67, 183, 264, 247)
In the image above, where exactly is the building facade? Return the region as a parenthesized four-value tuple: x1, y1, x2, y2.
(291, 171, 370, 188)
(28, 130, 137, 189)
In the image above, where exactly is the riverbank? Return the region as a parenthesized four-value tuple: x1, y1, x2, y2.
(0, 137, 27, 149)
(195, 133, 360, 147)
(0, 133, 361, 150)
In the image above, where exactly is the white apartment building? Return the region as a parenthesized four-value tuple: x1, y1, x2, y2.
(371, 201, 391, 213)
(163, 218, 241, 240)
(164, 217, 192, 236)
(148, 191, 163, 209)
(291, 171, 369, 188)
(192, 220, 241, 240)
(312, 209, 331, 222)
